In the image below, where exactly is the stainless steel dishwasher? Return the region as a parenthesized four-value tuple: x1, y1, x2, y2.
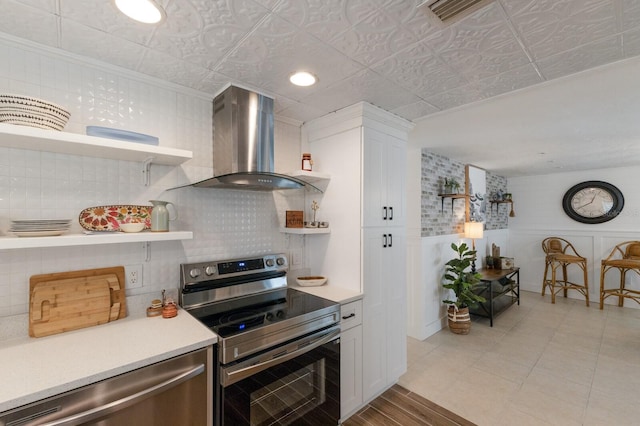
(0, 347, 210, 426)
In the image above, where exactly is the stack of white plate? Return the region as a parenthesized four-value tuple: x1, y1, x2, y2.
(0, 94, 70, 131)
(10, 219, 72, 237)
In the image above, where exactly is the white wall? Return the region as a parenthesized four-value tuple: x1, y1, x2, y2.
(0, 35, 302, 323)
(508, 166, 640, 306)
(408, 229, 509, 340)
(304, 127, 362, 293)
(406, 141, 423, 338)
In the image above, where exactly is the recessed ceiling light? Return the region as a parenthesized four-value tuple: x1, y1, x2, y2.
(289, 71, 318, 87)
(114, 0, 166, 24)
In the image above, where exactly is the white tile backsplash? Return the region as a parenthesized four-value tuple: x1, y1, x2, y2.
(0, 35, 301, 321)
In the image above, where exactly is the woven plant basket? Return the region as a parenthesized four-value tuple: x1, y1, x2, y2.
(447, 306, 471, 335)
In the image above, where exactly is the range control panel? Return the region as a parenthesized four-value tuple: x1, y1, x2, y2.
(180, 253, 288, 287)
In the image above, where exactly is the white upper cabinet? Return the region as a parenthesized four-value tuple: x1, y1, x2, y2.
(362, 127, 406, 228)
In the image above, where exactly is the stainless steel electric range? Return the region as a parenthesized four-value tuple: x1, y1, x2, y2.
(179, 253, 341, 426)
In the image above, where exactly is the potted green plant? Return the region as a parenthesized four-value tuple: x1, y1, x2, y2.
(442, 242, 486, 334)
(444, 177, 461, 194)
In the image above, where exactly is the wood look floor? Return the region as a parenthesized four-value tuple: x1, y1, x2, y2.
(342, 384, 476, 426)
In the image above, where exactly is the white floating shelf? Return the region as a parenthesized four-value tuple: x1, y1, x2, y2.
(284, 170, 331, 193)
(0, 231, 193, 250)
(286, 170, 331, 185)
(280, 227, 330, 235)
(0, 123, 192, 165)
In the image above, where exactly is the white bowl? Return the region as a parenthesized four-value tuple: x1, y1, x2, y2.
(0, 94, 71, 119)
(0, 107, 69, 126)
(119, 222, 145, 233)
(0, 114, 66, 130)
(296, 276, 327, 287)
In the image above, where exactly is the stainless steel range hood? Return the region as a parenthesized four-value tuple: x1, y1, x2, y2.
(186, 85, 319, 192)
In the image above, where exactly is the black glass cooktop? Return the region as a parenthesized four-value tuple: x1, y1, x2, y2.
(193, 288, 337, 338)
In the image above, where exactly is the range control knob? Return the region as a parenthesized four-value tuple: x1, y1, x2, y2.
(265, 312, 274, 321)
(276, 257, 285, 266)
(276, 310, 285, 319)
(189, 268, 201, 279)
(204, 265, 216, 276)
(265, 259, 275, 267)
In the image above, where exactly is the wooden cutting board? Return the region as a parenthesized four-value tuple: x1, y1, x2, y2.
(29, 266, 127, 337)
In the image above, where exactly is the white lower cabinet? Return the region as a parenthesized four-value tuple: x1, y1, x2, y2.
(340, 300, 363, 421)
(362, 228, 407, 402)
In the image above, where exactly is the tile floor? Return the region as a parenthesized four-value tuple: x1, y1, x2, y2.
(399, 290, 640, 425)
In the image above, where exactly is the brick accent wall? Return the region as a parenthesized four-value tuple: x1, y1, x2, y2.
(421, 151, 466, 236)
(486, 172, 509, 230)
(421, 150, 509, 236)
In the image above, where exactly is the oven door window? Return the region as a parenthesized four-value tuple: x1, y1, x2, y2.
(222, 339, 340, 425)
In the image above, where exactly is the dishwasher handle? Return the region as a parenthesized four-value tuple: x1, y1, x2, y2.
(40, 363, 205, 426)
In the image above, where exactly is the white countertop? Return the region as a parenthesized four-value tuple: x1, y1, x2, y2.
(0, 308, 217, 413)
(291, 284, 362, 304)
(0, 284, 358, 414)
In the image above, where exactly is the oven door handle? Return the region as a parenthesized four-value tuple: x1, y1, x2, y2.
(221, 327, 340, 387)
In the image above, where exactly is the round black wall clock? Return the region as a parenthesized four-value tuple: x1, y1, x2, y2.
(562, 181, 624, 224)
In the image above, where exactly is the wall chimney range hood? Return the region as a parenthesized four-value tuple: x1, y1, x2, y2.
(183, 85, 320, 192)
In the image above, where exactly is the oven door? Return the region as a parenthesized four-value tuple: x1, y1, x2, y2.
(219, 326, 340, 426)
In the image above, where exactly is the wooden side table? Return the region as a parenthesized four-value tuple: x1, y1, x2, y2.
(469, 267, 520, 326)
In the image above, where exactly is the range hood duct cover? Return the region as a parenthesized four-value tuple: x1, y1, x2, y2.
(188, 85, 318, 191)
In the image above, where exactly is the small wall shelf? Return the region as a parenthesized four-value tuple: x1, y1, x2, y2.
(279, 227, 330, 235)
(438, 193, 468, 213)
(490, 199, 515, 217)
(0, 231, 193, 250)
(286, 170, 330, 192)
(279, 171, 331, 230)
(286, 170, 330, 184)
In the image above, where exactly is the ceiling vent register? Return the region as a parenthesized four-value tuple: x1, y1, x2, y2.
(421, 0, 494, 23)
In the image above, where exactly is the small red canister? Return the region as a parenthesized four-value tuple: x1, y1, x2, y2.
(301, 153, 312, 171)
(162, 302, 178, 319)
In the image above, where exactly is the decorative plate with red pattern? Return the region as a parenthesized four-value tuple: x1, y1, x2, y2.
(79, 205, 152, 232)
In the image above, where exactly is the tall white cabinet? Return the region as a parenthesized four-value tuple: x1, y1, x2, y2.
(303, 103, 413, 418)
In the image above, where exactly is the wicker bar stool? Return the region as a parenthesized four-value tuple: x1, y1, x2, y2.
(600, 241, 640, 309)
(541, 237, 589, 306)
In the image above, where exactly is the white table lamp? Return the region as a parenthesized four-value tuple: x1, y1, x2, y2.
(465, 221, 484, 273)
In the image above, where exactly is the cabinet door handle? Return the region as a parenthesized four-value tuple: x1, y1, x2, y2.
(383, 206, 388, 220)
(388, 233, 393, 247)
(342, 313, 356, 320)
(389, 206, 393, 220)
(383, 234, 388, 248)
